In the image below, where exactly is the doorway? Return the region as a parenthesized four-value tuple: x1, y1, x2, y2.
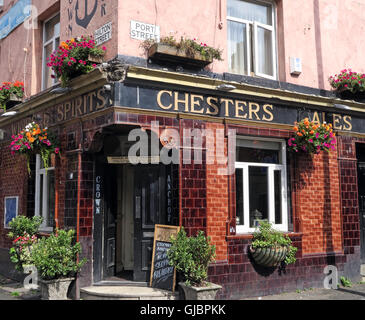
(356, 143, 365, 263)
(99, 162, 177, 283)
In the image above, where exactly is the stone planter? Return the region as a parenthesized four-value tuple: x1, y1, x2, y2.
(39, 277, 74, 300)
(179, 282, 222, 300)
(148, 43, 213, 69)
(249, 245, 288, 267)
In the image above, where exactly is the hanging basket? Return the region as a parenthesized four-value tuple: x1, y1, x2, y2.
(249, 245, 288, 267)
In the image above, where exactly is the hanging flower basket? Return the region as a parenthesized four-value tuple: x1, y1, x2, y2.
(47, 36, 106, 87)
(10, 122, 60, 175)
(249, 246, 288, 267)
(288, 118, 336, 155)
(0, 81, 24, 111)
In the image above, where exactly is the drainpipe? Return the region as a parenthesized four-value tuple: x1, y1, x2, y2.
(54, 155, 59, 230)
(75, 143, 82, 300)
(179, 118, 182, 228)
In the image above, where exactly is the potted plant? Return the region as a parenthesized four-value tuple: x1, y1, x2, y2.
(329, 69, 365, 102)
(30, 229, 87, 300)
(0, 81, 24, 112)
(141, 36, 223, 69)
(288, 118, 336, 155)
(47, 35, 106, 87)
(167, 227, 221, 300)
(10, 122, 60, 175)
(249, 221, 297, 267)
(7, 216, 43, 272)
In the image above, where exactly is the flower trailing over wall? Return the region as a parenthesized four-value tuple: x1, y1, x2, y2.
(329, 69, 365, 93)
(10, 122, 60, 174)
(0, 81, 24, 111)
(141, 36, 223, 61)
(47, 35, 106, 87)
(288, 118, 336, 154)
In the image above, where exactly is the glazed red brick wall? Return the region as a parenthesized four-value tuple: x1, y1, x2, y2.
(293, 151, 343, 254)
(0, 141, 29, 248)
(206, 122, 228, 262)
(338, 135, 362, 255)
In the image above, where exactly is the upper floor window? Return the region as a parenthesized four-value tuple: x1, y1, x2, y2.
(42, 13, 60, 90)
(227, 0, 276, 80)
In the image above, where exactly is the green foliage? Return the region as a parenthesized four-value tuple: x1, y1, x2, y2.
(31, 229, 86, 280)
(141, 36, 223, 61)
(340, 276, 352, 287)
(251, 220, 298, 265)
(7, 216, 43, 239)
(167, 227, 216, 286)
(329, 69, 365, 93)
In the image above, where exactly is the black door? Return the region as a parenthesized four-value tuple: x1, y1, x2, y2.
(133, 165, 166, 282)
(358, 160, 365, 263)
(103, 165, 117, 278)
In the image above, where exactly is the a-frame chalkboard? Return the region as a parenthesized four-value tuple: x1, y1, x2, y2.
(149, 225, 180, 292)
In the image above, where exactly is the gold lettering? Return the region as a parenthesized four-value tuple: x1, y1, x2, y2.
(312, 112, 321, 125)
(249, 102, 260, 120)
(64, 102, 71, 120)
(174, 92, 189, 112)
(333, 114, 342, 130)
(262, 104, 274, 122)
(96, 89, 107, 110)
(206, 97, 219, 115)
(343, 115, 352, 131)
(235, 100, 247, 119)
(57, 105, 64, 122)
(88, 92, 97, 113)
(190, 95, 204, 114)
(221, 99, 234, 117)
(157, 90, 173, 110)
(75, 97, 83, 116)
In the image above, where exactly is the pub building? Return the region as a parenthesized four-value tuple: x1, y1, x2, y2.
(0, 62, 364, 299)
(0, 0, 364, 300)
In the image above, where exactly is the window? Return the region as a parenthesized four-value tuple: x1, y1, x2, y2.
(235, 137, 288, 233)
(227, 0, 276, 79)
(42, 13, 60, 90)
(35, 155, 55, 231)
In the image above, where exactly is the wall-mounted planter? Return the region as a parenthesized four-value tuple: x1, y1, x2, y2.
(148, 43, 213, 69)
(249, 245, 288, 267)
(336, 89, 365, 103)
(5, 93, 23, 110)
(88, 54, 103, 64)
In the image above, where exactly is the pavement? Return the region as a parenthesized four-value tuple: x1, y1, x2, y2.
(243, 282, 365, 300)
(0, 274, 40, 300)
(1, 273, 365, 300)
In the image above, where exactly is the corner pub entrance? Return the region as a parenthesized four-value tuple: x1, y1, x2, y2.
(92, 128, 179, 283)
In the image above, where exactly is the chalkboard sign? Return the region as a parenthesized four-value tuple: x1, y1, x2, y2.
(150, 225, 180, 292)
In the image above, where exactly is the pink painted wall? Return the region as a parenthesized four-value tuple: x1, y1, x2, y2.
(1, 0, 365, 98)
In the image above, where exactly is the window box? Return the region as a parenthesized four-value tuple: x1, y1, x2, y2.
(88, 54, 104, 64)
(336, 88, 365, 103)
(148, 43, 213, 69)
(6, 93, 23, 109)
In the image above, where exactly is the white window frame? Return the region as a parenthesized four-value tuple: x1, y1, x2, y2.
(235, 136, 288, 233)
(35, 154, 55, 232)
(227, 0, 277, 80)
(42, 13, 60, 90)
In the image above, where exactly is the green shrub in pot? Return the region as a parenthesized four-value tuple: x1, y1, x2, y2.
(250, 220, 297, 267)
